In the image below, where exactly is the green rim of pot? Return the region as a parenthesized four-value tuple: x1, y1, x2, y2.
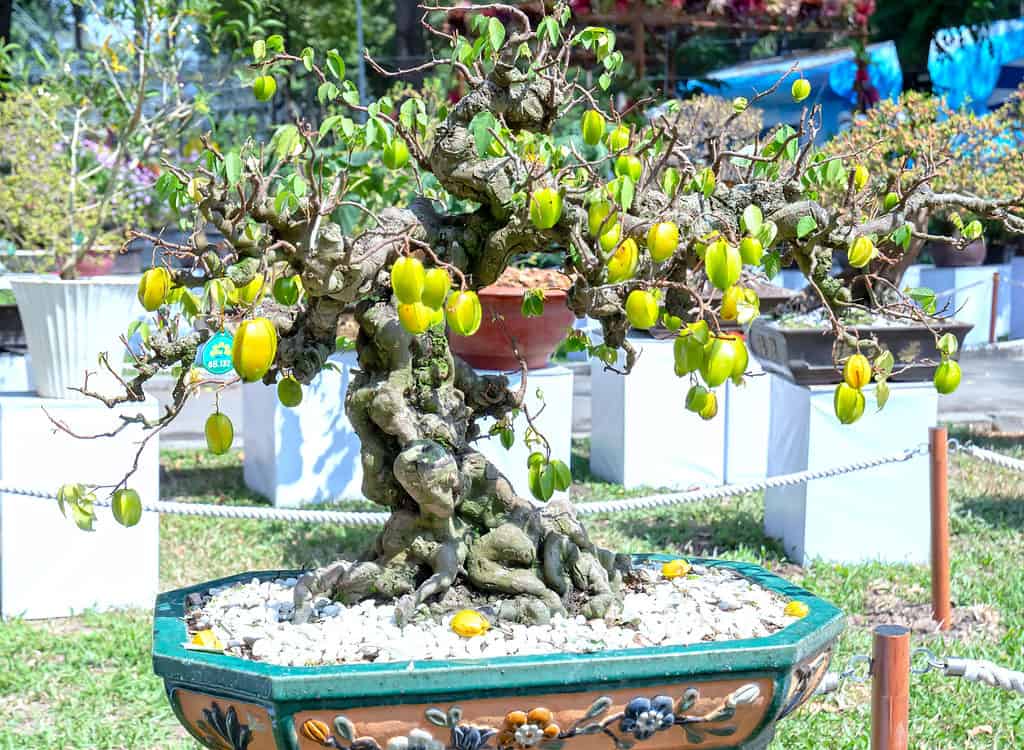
(153, 555, 844, 705)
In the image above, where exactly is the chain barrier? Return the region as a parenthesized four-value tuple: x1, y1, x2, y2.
(0, 446, 931, 525)
(813, 647, 1024, 701)
(913, 648, 1024, 697)
(957, 442, 1024, 473)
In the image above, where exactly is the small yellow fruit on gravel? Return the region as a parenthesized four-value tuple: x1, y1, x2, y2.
(661, 559, 691, 579)
(451, 609, 490, 637)
(784, 600, 810, 618)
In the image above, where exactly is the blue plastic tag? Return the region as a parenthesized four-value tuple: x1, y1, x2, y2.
(201, 331, 234, 375)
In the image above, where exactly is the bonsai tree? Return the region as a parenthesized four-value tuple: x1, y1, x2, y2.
(820, 88, 1024, 286)
(0, 0, 204, 278)
(62, 3, 1023, 625)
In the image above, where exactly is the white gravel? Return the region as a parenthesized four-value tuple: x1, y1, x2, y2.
(191, 563, 800, 667)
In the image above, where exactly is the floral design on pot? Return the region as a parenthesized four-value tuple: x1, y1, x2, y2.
(196, 701, 254, 750)
(618, 697, 675, 741)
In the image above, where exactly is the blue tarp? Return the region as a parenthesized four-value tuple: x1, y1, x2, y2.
(680, 41, 902, 139)
(929, 18, 1024, 113)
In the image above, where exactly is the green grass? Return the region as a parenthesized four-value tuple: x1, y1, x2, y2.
(2, 432, 1024, 748)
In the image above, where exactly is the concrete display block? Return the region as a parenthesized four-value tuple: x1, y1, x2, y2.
(244, 352, 363, 507)
(724, 359, 771, 485)
(474, 366, 574, 499)
(0, 353, 31, 392)
(764, 377, 936, 565)
(0, 393, 160, 619)
(590, 335, 725, 489)
(1011, 256, 1024, 340)
(918, 264, 1011, 347)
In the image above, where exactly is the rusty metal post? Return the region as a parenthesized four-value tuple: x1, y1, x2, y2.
(871, 625, 911, 750)
(632, 17, 646, 80)
(929, 427, 952, 631)
(990, 271, 1000, 344)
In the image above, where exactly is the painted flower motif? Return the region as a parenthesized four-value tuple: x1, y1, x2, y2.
(452, 725, 497, 750)
(388, 729, 445, 750)
(619, 696, 675, 741)
(497, 708, 560, 749)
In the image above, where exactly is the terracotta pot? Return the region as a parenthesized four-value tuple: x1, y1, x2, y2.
(448, 286, 576, 371)
(927, 238, 986, 267)
(154, 558, 844, 750)
(74, 251, 119, 277)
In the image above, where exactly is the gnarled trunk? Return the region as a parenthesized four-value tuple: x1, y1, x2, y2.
(292, 298, 628, 625)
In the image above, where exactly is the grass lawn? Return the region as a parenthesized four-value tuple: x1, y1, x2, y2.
(2, 431, 1023, 748)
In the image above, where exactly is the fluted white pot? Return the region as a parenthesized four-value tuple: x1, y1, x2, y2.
(9, 276, 141, 399)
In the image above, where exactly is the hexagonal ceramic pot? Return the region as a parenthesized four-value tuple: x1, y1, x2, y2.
(153, 557, 844, 750)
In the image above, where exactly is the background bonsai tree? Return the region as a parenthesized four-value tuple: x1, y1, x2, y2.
(65, 2, 1024, 625)
(0, 0, 204, 278)
(820, 89, 1024, 289)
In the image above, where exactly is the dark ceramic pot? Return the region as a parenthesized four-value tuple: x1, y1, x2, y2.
(154, 557, 844, 750)
(748, 317, 973, 386)
(448, 286, 576, 371)
(0, 304, 26, 352)
(927, 238, 987, 268)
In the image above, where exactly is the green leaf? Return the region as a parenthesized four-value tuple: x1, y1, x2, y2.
(938, 332, 959, 356)
(550, 459, 572, 491)
(875, 349, 894, 377)
(300, 47, 314, 71)
(224, 151, 242, 186)
(317, 81, 340, 104)
(468, 111, 498, 158)
(756, 220, 778, 249)
(252, 39, 266, 62)
(891, 223, 912, 250)
(660, 167, 681, 197)
(907, 286, 937, 315)
(272, 124, 302, 160)
(326, 49, 345, 79)
(539, 464, 556, 500)
(538, 16, 559, 45)
(266, 34, 284, 52)
(825, 159, 845, 187)
(963, 220, 983, 241)
(796, 216, 817, 239)
(741, 205, 763, 236)
(876, 380, 890, 411)
(598, 72, 612, 90)
(763, 250, 782, 280)
(521, 288, 545, 318)
(610, 176, 634, 213)
(487, 17, 506, 53)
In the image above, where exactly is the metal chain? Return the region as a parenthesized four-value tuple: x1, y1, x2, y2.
(577, 446, 927, 515)
(913, 648, 1024, 696)
(814, 654, 872, 697)
(956, 443, 1024, 474)
(0, 445, 930, 525)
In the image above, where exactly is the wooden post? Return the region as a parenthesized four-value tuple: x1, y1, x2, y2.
(990, 271, 1000, 344)
(929, 427, 951, 631)
(871, 625, 911, 750)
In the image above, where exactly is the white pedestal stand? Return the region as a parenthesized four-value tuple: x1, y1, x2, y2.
(763, 377, 936, 565)
(590, 335, 726, 489)
(243, 352, 364, 507)
(724, 359, 771, 484)
(918, 264, 1011, 347)
(474, 365, 574, 500)
(0, 394, 160, 619)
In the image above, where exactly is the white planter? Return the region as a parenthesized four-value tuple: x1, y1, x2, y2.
(9, 275, 141, 399)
